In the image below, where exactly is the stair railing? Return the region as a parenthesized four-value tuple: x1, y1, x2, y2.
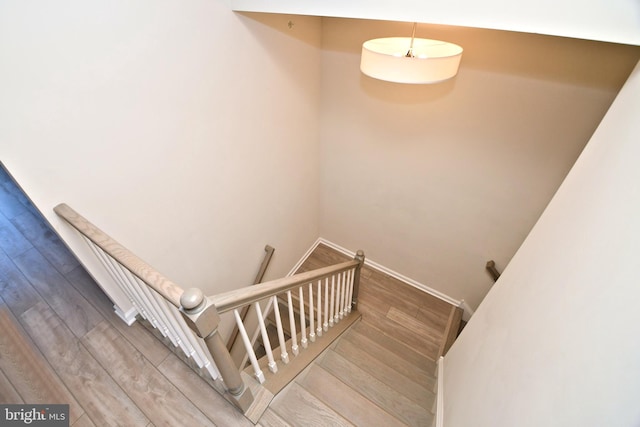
(485, 260, 501, 282)
(226, 245, 275, 351)
(54, 203, 364, 412)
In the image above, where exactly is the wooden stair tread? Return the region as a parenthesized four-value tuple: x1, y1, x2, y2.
(358, 301, 442, 360)
(269, 382, 353, 427)
(335, 330, 436, 405)
(297, 364, 407, 427)
(318, 349, 434, 427)
(247, 310, 361, 396)
(352, 321, 437, 373)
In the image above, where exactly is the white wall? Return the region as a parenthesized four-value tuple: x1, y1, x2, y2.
(318, 18, 639, 309)
(0, 1, 322, 326)
(443, 61, 640, 427)
(231, 0, 640, 45)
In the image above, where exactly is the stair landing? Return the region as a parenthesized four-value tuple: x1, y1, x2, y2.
(256, 243, 459, 426)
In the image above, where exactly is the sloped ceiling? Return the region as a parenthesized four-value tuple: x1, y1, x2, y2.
(231, 0, 640, 46)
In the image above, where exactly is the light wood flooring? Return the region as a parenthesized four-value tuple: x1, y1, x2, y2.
(0, 165, 457, 426)
(262, 244, 453, 426)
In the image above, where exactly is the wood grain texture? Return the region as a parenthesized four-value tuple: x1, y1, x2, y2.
(0, 181, 30, 220)
(65, 265, 170, 367)
(0, 303, 83, 423)
(351, 321, 437, 372)
(158, 353, 253, 427)
(257, 408, 291, 427)
(319, 350, 433, 427)
(13, 248, 103, 338)
(270, 382, 353, 427)
(242, 371, 275, 424)
(210, 261, 358, 314)
(0, 212, 33, 258)
(300, 243, 452, 360)
(0, 249, 43, 317)
(72, 414, 97, 427)
(344, 323, 436, 387)
(297, 364, 406, 427)
(359, 300, 441, 359)
(21, 302, 149, 427)
(335, 332, 435, 408)
(82, 321, 214, 427)
(255, 311, 361, 396)
(386, 306, 444, 343)
(0, 368, 23, 403)
(11, 210, 80, 275)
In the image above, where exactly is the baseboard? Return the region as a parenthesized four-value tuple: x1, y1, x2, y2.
(316, 238, 470, 315)
(286, 237, 324, 277)
(458, 299, 475, 322)
(113, 304, 138, 326)
(436, 356, 444, 427)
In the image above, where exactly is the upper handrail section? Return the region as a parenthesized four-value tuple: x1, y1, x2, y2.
(54, 202, 363, 313)
(209, 259, 360, 314)
(54, 203, 185, 308)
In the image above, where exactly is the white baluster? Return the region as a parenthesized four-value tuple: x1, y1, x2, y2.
(329, 274, 335, 328)
(316, 280, 322, 337)
(272, 296, 289, 364)
(347, 268, 355, 313)
(299, 286, 307, 349)
(287, 290, 299, 356)
(340, 271, 347, 319)
(323, 277, 329, 332)
(129, 272, 179, 347)
(341, 270, 349, 315)
(91, 242, 146, 320)
(254, 302, 277, 373)
(85, 239, 141, 318)
(234, 309, 265, 384)
(334, 272, 341, 324)
(308, 283, 316, 343)
(164, 299, 207, 366)
(105, 254, 158, 328)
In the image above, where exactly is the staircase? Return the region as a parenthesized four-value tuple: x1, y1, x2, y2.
(256, 243, 459, 426)
(266, 321, 437, 426)
(52, 200, 462, 426)
(1, 168, 463, 426)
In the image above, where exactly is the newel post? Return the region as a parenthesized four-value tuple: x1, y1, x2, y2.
(180, 288, 253, 412)
(351, 250, 365, 310)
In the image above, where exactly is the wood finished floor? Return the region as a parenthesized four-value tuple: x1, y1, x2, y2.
(0, 167, 251, 427)
(0, 165, 455, 426)
(261, 244, 452, 426)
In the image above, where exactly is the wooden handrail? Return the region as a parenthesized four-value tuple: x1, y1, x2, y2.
(486, 260, 501, 282)
(226, 245, 276, 350)
(210, 260, 360, 314)
(254, 245, 275, 284)
(55, 202, 365, 414)
(54, 203, 185, 308)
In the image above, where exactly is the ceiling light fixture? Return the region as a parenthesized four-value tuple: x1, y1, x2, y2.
(360, 23, 463, 84)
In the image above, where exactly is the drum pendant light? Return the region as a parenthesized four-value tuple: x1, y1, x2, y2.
(360, 23, 463, 84)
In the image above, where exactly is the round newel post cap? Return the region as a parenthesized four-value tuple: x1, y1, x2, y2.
(181, 288, 205, 312)
(356, 249, 365, 257)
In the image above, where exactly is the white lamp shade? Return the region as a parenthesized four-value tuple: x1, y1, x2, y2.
(361, 37, 463, 84)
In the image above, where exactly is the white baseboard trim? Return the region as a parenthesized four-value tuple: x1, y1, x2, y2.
(318, 238, 466, 309)
(289, 237, 476, 320)
(436, 356, 444, 427)
(286, 237, 325, 277)
(114, 305, 138, 326)
(459, 299, 475, 322)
